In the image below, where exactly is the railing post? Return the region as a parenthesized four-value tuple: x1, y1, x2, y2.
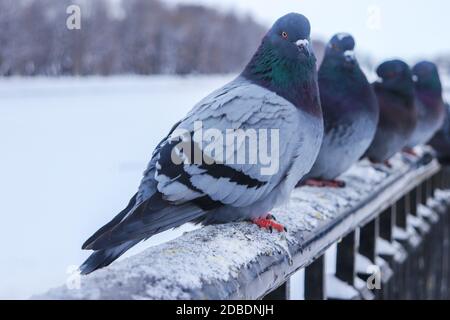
(304, 255, 326, 300)
(394, 195, 409, 299)
(426, 177, 432, 201)
(263, 282, 288, 300)
(359, 218, 378, 263)
(410, 186, 418, 216)
(444, 193, 450, 299)
(445, 168, 448, 188)
(336, 231, 356, 287)
(421, 180, 428, 206)
(396, 195, 407, 230)
(378, 207, 396, 299)
(379, 207, 394, 243)
(357, 218, 379, 298)
(410, 180, 432, 299)
(438, 169, 445, 190)
(440, 170, 445, 189)
(431, 173, 437, 197)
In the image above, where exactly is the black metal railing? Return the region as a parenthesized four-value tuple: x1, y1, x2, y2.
(37, 153, 450, 300)
(264, 165, 450, 300)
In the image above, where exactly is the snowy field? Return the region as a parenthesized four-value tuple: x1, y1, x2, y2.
(0, 75, 234, 299)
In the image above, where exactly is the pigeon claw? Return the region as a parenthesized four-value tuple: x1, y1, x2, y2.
(403, 148, 418, 157)
(252, 215, 286, 233)
(304, 179, 346, 188)
(383, 160, 393, 169)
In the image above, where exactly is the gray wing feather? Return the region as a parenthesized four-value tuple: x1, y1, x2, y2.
(138, 78, 300, 209)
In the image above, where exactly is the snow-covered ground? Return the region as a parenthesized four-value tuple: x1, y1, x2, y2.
(0, 75, 234, 299)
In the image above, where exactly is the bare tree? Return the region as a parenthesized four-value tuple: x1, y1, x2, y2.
(0, 0, 267, 76)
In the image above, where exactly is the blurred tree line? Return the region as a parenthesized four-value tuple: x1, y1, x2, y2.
(0, 0, 267, 76)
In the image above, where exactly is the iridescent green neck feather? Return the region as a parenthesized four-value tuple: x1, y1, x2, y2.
(242, 39, 320, 116)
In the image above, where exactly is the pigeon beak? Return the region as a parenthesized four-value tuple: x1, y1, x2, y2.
(344, 50, 356, 64)
(295, 39, 312, 57)
(412, 75, 419, 83)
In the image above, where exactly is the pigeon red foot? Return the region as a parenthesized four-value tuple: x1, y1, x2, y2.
(304, 179, 346, 188)
(383, 160, 393, 168)
(403, 148, 418, 157)
(252, 214, 287, 233)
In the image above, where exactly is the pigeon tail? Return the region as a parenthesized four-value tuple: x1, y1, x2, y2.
(80, 191, 206, 274)
(84, 192, 205, 251)
(82, 193, 138, 250)
(79, 239, 141, 275)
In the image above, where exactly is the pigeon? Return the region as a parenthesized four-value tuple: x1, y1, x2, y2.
(429, 103, 450, 163)
(299, 33, 379, 188)
(79, 13, 323, 274)
(404, 61, 445, 154)
(364, 60, 417, 165)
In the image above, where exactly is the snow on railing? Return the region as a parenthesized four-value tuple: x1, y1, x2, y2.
(37, 149, 450, 300)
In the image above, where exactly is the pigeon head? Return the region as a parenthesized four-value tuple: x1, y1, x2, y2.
(325, 33, 356, 65)
(413, 61, 442, 93)
(264, 13, 313, 61)
(376, 59, 414, 94)
(242, 13, 316, 81)
(242, 13, 319, 112)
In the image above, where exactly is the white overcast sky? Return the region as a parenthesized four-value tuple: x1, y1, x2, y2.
(166, 0, 449, 64)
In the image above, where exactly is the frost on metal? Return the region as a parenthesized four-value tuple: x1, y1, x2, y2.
(37, 152, 439, 300)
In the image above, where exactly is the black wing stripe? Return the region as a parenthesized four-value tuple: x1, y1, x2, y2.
(157, 137, 202, 193)
(157, 132, 267, 211)
(159, 134, 267, 188)
(197, 162, 266, 189)
(157, 138, 223, 210)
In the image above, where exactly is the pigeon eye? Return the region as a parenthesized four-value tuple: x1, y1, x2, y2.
(386, 71, 396, 78)
(281, 31, 288, 39)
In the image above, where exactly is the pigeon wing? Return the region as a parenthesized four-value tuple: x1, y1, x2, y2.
(149, 79, 301, 209)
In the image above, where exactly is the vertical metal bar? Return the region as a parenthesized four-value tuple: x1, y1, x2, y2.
(430, 174, 435, 195)
(445, 169, 449, 189)
(358, 218, 380, 299)
(421, 180, 428, 206)
(394, 197, 407, 299)
(263, 282, 288, 300)
(336, 231, 356, 286)
(414, 182, 425, 299)
(410, 186, 418, 216)
(379, 207, 394, 242)
(304, 255, 326, 300)
(379, 207, 395, 299)
(396, 195, 407, 230)
(417, 184, 423, 209)
(438, 170, 443, 189)
(359, 218, 378, 262)
(431, 174, 437, 197)
(442, 168, 449, 190)
(445, 169, 448, 189)
(445, 201, 450, 299)
(439, 169, 445, 190)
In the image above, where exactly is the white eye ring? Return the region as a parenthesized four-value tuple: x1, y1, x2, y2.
(282, 31, 288, 39)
